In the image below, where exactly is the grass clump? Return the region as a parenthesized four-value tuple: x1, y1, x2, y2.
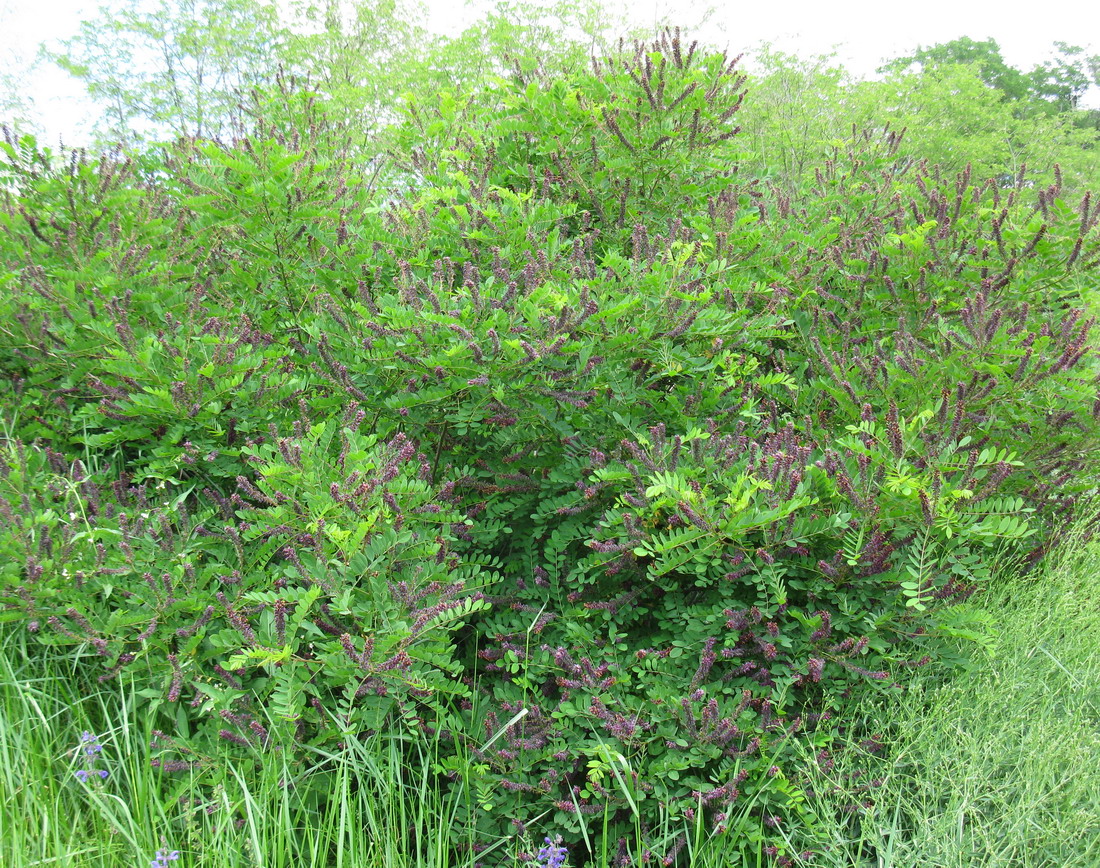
(792, 537, 1100, 867)
(0, 630, 482, 868)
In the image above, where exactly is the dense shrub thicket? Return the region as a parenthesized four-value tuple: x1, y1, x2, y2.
(2, 31, 1099, 865)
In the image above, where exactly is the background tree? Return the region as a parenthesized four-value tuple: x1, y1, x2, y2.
(879, 37, 1031, 101)
(1027, 41, 1100, 114)
(0, 3, 39, 135)
(50, 0, 287, 145)
(881, 36, 1100, 119)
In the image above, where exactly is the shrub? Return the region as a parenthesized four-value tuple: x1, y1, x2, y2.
(2, 30, 1099, 865)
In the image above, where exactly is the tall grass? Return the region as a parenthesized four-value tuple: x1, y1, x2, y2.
(792, 537, 1100, 867)
(0, 633, 484, 868)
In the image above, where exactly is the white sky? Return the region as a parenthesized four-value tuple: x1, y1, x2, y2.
(1, 0, 1098, 145)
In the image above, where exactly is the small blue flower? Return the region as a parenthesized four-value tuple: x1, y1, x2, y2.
(80, 731, 103, 756)
(536, 835, 568, 868)
(150, 847, 181, 868)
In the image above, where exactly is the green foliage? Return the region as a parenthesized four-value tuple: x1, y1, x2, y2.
(3, 30, 1099, 865)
